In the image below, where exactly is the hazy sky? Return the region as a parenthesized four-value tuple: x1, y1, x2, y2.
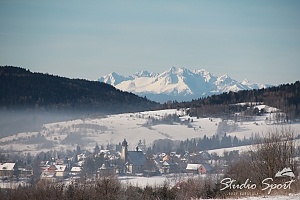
(1, 0, 299, 84)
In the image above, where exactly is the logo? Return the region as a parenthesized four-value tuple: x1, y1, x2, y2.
(275, 167, 295, 178)
(220, 167, 296, 195)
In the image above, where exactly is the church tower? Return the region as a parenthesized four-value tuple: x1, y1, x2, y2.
(121, 139, 128, 163)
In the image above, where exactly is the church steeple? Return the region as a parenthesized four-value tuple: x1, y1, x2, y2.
(121, 139, 128, 163)
(122, 138, 128, 147)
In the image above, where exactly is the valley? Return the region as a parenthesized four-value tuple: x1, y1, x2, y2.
(1, 105, 299, 156)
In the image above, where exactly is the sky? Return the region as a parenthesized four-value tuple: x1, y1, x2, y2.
(0, 0, 300, 85)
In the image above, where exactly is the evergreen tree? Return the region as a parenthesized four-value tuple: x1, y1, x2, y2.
(94, 144, 100, 155)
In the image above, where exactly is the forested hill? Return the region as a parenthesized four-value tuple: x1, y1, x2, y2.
(0, 66, 159, 113)
(164, 81, 300, 119)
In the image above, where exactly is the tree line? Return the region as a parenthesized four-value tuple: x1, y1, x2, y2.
(163, 81, 300, 120)
(150, 133, 259, 155)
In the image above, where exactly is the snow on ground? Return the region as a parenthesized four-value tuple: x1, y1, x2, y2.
(117, 175, 300, 200)
(208, 145, 254, 156)
(0, 108, 300, 155)
(239, 193, 300, 200)
(0, 180, 30, 188)
(118, 173, 214, 188)
(254, 104, 279, 113)
(208, 138, 300, 157)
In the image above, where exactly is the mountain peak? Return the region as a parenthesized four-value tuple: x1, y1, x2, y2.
(98, 71, 128, 86)
(219, 74, 230, 79)
(165, 67, 194, 77)
(193, 69, 216, 82)
(99, 67, 271, 102)
(133, 70, 156, 78)
(166, 66, 178, 74)
(169, 66, 177, 71)
(242, 79, 251, 85)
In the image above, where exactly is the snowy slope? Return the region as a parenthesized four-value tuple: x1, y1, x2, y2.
(99, 67, 271, 102)
(1, 105, 299, 156)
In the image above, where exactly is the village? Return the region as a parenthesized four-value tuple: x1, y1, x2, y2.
(0, 137, 236, 188)
(1, 105, 300, 188)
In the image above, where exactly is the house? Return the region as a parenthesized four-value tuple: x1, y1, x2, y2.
(40, 164, 56, 182)
(40, 164, 67, 179)
(199, 151, 211, 160)
(120, 139, 146, 174)
(199, 163, 214, 174)
(18, 165, 33, 178)
(77, 153, 86, 161)
(40, 171, 56, 182)
(55, 164, 67, 178)
(189, 151, 212, 163)
(0, 163, 15, 178)
(97, 163, 114, 177)
(161, 160, 178, 174)
(186, 163, 214, 174)
(47, 165, 56, 173)
(70, 166, 82, 176)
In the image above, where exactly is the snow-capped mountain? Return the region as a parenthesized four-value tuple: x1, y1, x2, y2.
(99, 67, 271, 102)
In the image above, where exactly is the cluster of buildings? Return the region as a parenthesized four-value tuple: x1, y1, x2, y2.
(97, 139, 217, 177)
(1, 139, 222, 184)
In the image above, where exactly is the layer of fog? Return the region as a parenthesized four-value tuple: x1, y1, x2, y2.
(0, 110, 105, 139)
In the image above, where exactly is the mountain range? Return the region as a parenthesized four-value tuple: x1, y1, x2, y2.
(99, 67, 271, 102)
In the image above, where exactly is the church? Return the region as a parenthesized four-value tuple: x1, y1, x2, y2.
(120, 139, 146, 174)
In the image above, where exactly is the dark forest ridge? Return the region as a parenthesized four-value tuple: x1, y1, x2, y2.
(0, 66, 159, 113)
(163, 80, 300, 120)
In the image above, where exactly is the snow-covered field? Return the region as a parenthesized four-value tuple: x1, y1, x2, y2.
(0, 107, 299, 155)
(118, 173, 206, 188)
(239, 194, 300, 200)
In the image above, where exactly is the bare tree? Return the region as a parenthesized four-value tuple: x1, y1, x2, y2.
(225, 125, 297, 188)
(251, 125, 296, 183)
